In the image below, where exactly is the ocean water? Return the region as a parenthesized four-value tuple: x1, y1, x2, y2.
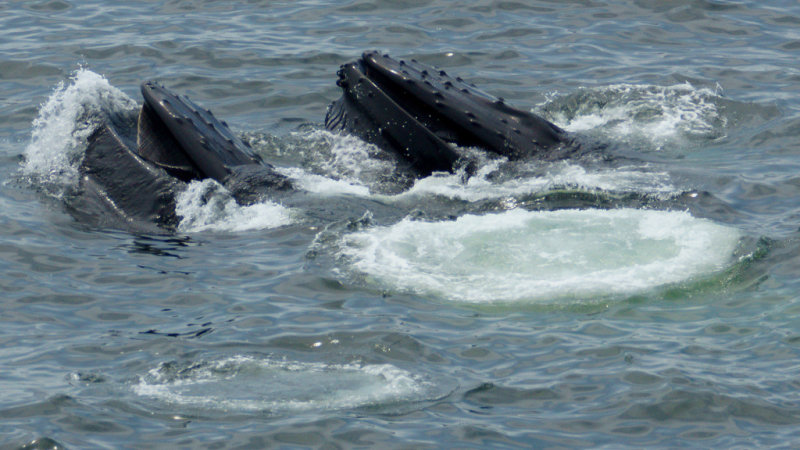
(3, 0, 800, 448)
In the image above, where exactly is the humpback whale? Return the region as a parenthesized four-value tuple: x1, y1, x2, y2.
(72, 82, 291, 231)
(325, 51, 577, 175)
(72, 51, 583, 230)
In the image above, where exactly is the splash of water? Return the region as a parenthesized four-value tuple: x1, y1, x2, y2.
(22, 69, 138, 188)
(175, 179, 294, 232)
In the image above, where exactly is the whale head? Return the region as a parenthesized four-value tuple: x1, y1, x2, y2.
(325, 51, 570, 175)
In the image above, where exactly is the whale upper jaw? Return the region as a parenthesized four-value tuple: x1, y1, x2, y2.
(325, 50, 572, 176)
(138, 81, 268, 182)
(73, 82, 292, 231)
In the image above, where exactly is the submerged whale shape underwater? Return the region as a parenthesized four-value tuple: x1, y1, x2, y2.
(71, 51, 588, 231)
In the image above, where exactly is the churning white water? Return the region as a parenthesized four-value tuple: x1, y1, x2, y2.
(22, 69, 138, 187)
(175, 179, 295, 232)
(339, 208, 741, 303)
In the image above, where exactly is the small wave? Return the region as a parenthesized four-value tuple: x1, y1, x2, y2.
(22, 68, 138, 189)
(175, 179, 294, 232)
(542, 83, 727, 151)
(132, 355, 440, 414)
(277, 166, 372, 197)
(338, 208, 742, 304)
(297, 129, 397, 185)
(268, 129, 398, 196)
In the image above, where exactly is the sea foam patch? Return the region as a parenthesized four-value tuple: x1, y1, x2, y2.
(132, 356, 439, 414)
(175, 179, 294, 232)
(543, 83, 727, 151)
(339, 208, 741, 303)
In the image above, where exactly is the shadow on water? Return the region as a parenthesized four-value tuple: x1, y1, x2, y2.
(126, 234, 194, 259)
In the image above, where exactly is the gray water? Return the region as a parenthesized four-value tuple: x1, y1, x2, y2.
(3, 0, 800, 448)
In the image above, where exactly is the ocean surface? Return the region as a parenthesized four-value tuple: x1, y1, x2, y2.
(3, 0, 800, 448)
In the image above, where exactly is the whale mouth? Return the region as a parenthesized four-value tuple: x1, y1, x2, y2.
(325, 51, 572, 175)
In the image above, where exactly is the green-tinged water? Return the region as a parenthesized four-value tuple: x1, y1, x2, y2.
(3, 1, 800, 448)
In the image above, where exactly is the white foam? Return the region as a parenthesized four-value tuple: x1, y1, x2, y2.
(279, 150, 677, 204)
(396, 160, 676, 202)
(132, 356, 435, 413)
(274, 130, 394, 196)
(301, 129, 395, 184)
(545, 83, 727, 151)
(175, 179, 294, 232)
(268, 123, 681, 203)
(277, 166, 372, 196)
(22, 69, 138, 186)
(339, 208, 741, 303)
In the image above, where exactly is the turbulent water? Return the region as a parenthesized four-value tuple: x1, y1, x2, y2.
(3, 1, 800, 448)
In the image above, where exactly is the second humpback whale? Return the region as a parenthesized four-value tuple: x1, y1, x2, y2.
(72, 81, 293, 231)
(73, 51, 587, 231)
(325, 51, 578, 175)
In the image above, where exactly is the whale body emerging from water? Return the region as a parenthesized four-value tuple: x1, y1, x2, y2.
(325, 51, 576, 175)
(74, 51, 580, 230)
(72, 81, 292, 231)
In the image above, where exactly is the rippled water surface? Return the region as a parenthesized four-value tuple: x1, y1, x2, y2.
(3, 1, 800, 448)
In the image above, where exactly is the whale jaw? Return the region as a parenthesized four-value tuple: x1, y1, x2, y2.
(326, 51, 571, 175)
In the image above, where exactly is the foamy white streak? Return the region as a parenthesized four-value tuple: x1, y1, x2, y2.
(399, 160, 676, 202)
(340, 208, 741, 303)
(277, 166, 372, 196)
(281, 153, 676, 203)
